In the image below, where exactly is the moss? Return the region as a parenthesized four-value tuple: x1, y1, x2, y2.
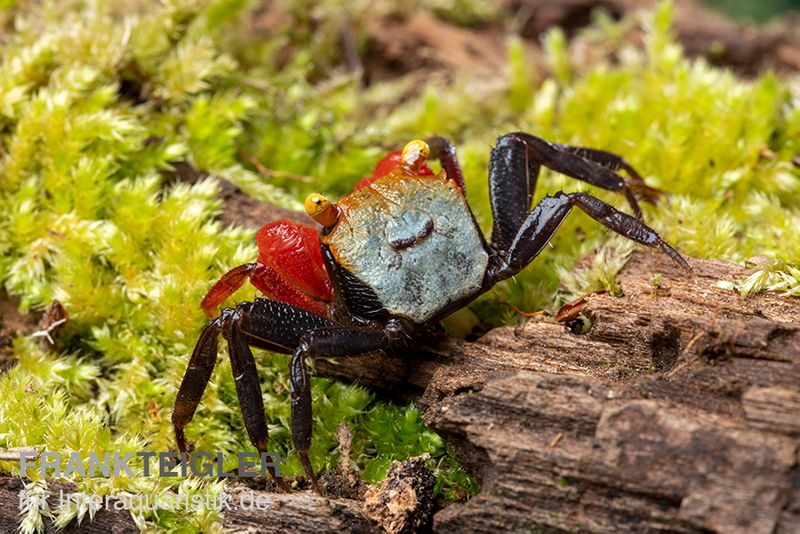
(0, 0, 797, 531)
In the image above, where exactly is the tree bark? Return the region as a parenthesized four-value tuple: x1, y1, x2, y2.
(315, 251, 800, 533)
(215, 250, 800, 532)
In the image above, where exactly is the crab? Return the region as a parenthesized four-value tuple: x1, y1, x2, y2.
(172, 133, 689, 491)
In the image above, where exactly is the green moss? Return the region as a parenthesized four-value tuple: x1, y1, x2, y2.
(0, 0, 797, 531)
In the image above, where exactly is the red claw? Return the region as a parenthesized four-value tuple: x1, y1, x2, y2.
(256, 220, 332, 302)
(201, 220, 333, 317)
(249, 263, 328, 316)
(201, 263, 258, 316)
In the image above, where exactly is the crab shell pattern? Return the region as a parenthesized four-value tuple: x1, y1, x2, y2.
(320, 170, 488, 323)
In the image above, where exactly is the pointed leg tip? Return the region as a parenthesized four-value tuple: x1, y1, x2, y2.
(175, 428, 190, 455)
(275, 477, 293, 493)
(298, 450, 323, 494)
(659, 242, 693, 276)
(632, 182, 664, 205)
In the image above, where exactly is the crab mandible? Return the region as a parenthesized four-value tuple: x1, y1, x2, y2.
(173, 133, 689, 491)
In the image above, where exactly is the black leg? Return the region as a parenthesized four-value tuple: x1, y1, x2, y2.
(493, 191, 689, 281)
(554, 143, 661, 204)
(426, 136, 467, 192)
(288, 324, 400, 491)
(488, 133, 656, 254)
(236, 298, 336, 352)
(173, 318, 223, 455)
(487, 135, 541, 253)
(173, 299, 341, 491)
(226, 318, 291, 491)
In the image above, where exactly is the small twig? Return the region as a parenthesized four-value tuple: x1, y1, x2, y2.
(548, 432, 564, 448)
(682, 331, 705, 356)
(31, 318, 66, 346)
(32, 299, 68, 351)
(113, 18, 133, 68)
(0, 447, 38, 462)
(499, 301, 545, 318)
(244, 154, 314, 183)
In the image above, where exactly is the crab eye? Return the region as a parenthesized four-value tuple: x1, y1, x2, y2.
(304, 193, 340, 227)
(400, 140, 430, 175)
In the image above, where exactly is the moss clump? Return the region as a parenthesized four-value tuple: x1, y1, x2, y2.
(0, 0, 797, 532)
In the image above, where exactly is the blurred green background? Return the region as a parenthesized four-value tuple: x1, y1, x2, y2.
(704, 0, 800, 21)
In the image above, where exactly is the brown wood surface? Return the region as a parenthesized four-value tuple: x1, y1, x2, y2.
(223, 485, 374, 533)
(0, 478, 138, 533)
(221, 250, 800, 532)
(313, 251, 800, 532)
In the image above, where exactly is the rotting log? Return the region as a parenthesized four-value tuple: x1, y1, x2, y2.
(222, 485, 373, 533)
(312, 251, 799, 533)
(0, 478, 138, 534)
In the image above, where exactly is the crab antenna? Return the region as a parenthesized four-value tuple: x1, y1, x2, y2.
(400, 140, 430, 175)
(305, 193, 340, 227)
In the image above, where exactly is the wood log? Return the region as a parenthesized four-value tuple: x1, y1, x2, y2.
(0, 478, 138, 533)
(312, 251, 800, 532)
(223, 485, 373, 533)
(224, 250, 800, 532)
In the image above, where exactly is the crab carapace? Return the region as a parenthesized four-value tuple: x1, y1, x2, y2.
(172, 133, 690, 492)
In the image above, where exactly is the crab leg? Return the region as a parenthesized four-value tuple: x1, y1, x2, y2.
(488, 133, 657, 253)
(494, 191, 690, 281)
(200, 263, 257, 316)
(173, 317, 224, 455)
(487, 135, 542, 253)
(426, 136, 467, 192)
(551, 143, 661, 203)
(225, 318, 292, 492)
(529, 141, 659, 204)
(174, 299, 339, 491)
(233, 300, 396, 492)
(172, 306, 291, 491)
(509, 132, 649, 217)
(288, 326, 399, 491)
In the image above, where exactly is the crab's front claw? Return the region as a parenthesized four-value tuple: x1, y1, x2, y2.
(200, 263, 257, 316)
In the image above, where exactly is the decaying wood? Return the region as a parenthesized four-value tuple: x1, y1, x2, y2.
(226, 250, 800, 532)
(0, 478, 137, 533)
(315, 251, 800, 532)
(364, 455, 436, 533)
(223, 485, 373, 533)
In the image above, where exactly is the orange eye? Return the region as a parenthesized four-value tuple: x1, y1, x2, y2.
(304, 193, 340, 227)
